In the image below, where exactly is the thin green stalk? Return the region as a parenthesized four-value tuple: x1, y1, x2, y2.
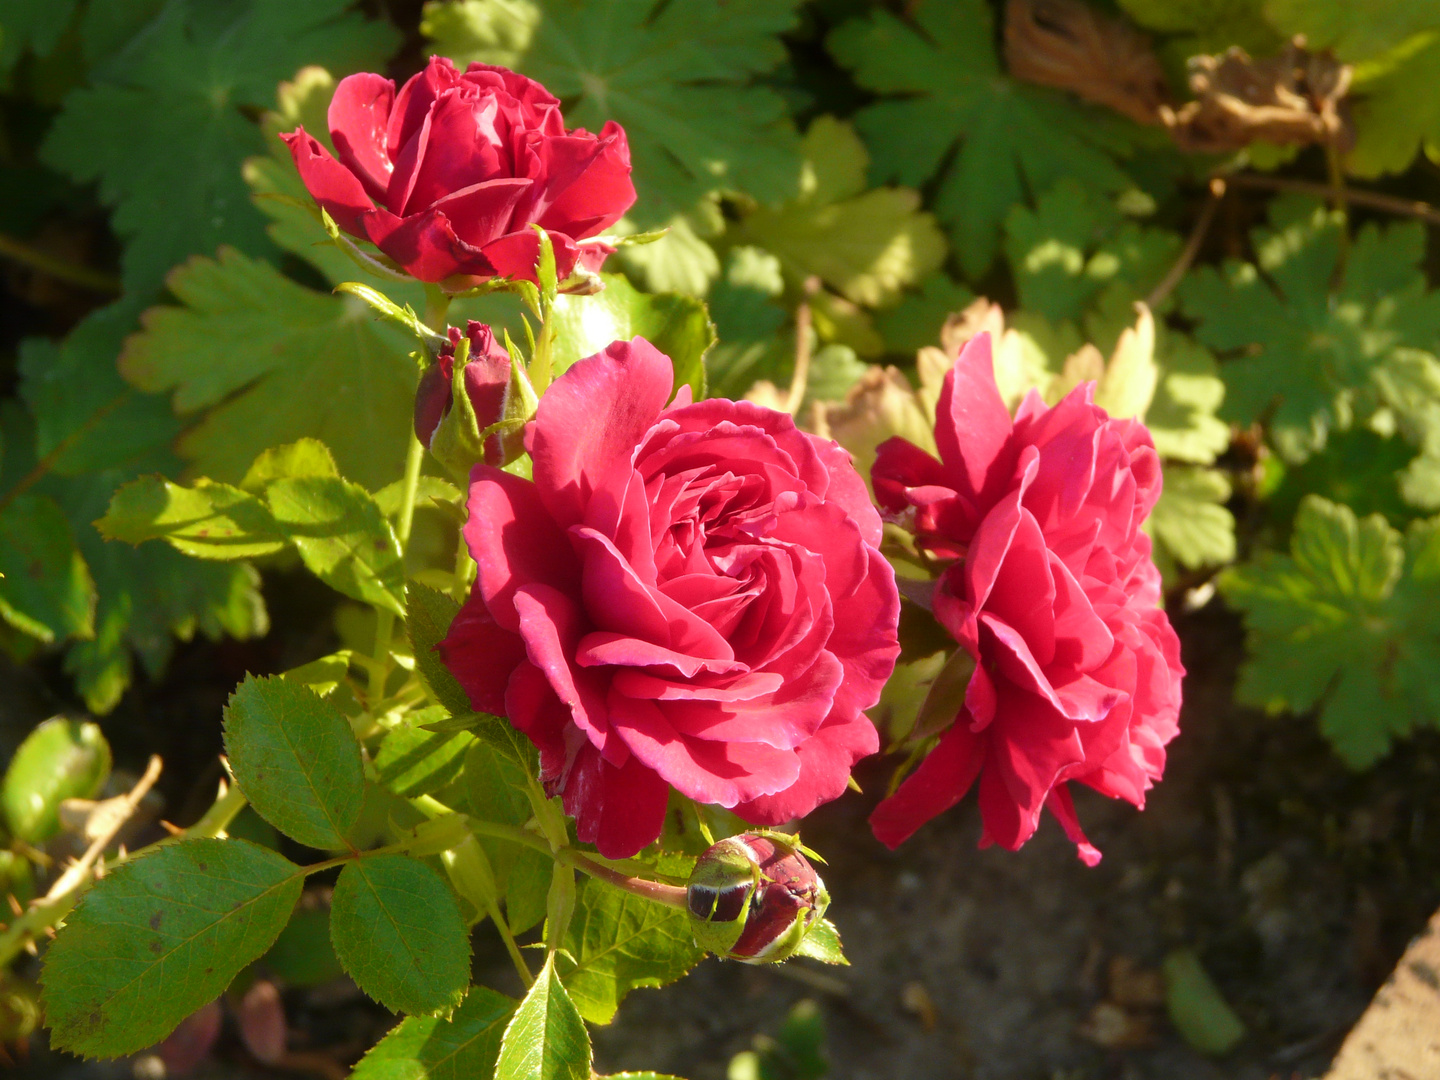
(0, 232, 121, 293)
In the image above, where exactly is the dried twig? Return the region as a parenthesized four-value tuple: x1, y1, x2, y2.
(1146, 178, 1226, 309)
(1222, 172, 1440, 227)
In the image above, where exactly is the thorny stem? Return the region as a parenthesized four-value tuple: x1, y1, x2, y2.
(0, 756, 167, 967)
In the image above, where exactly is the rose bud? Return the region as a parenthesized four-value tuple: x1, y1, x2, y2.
(415, 321, 533, 477)
(686, 833, 830, 964)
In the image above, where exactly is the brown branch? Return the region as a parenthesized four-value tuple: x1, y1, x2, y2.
(1222, 172, 1440, 227)
(1146, 178, 1226, 309)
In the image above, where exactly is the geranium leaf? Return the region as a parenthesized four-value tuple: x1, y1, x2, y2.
(558, 857, 703, 1024)
(424, 0, 803, 223)
(1221, 496, 1440, 767)
(224, 674, 365, 849)
(330, 854, 472, 1016)
(120, 247, 420, 491)
(40, 839, 302, 1059)
(39, 0, 398, 295)
(730, 117, 946, 308)
(351, 985, 516, 1080)
(496, 953, 592, 1080)
(1181, 195, 1440, 465)
(1148, 465, 1236, 572)
(829, 0, 1148, 277)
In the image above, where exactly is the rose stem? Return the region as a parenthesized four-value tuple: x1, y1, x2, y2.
(368, 289, 453, 706)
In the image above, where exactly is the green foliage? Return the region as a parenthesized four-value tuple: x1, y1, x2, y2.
(792, 919, 848, 967)
(0, 493, 95, 643)
(1149, 466, 1237, 572)
(1182, 195, 1440, 467)
(39, 0, 398, 295)
(41, 838, 302, 1058)
(375, 711, 475, 797)
(1, 718, 111, 844)
(408, 582, 475, 717)
(119, 248, 419, 489)
(547, 275, 714, 399)
(101, 440, 406, 614)
(559, 857, 704, 1024)
(1222, 496, 1440, 766)
(497, 953, 592, 1080)
(263, 906, 344, 987)
(424, 0, 804, 223)
(729, 118, 946, 308)
(224, 674, 366, 849)
(1347, 34, 1440, 177)
(829, 0, 1147, 277)
(330, 854, 473, 1016)
(352, 985, 516, 1080)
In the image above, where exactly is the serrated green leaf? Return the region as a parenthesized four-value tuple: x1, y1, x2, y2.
(1220, 496, 1440, 767)
(263, 906, 344, 988)
(39, 0, 397, 295)
(120, 247, 419, 490)
(425, 0, 803, 224)
(792, 918, 848, 966)
(731, 117, 945, 308)
(1145, 331, 1231, 465)
(352, 985, 516, 1080)
(1347, 33, 1440, 177)
(829, 0, 1147, 277)
(1003, 180, 1180, 329)
(375, 710, 475, 797)
(1181, 195, 1440, 463)
(0, 493, 96, 643)
(224, 674, 365, 849)
(41, 838, 302, 1059)
(407, 582, 474, 717)
(1149, 466, 1236, 571)
(559, 863, 705, 1024)
(98, 476, 286, 559)
(265, 475, 405, 616)
(616, 215, 721, 297)
(1263, 0, 1439, 62)
(1, 718, 111, 844)
(330, 854, 472, 1016)
(0, 0, 78, 74)
(548, 275, 714, 400)
(241, 438, 340, 491)
(497, 952, 592, 1080)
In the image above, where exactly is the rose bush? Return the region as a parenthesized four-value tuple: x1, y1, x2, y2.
(868, 333, 1182, 865)
(440, 337, 900, 858)
(283, 56, 634, 286)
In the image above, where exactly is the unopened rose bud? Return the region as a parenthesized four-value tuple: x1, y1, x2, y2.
(414, 321, 512, 456)
(686, 833, 830, 964)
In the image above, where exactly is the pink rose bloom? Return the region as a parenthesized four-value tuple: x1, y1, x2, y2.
(869, 334, 1183, 865)
(439, 338, 900, 858)
(282, 57, 634, 287)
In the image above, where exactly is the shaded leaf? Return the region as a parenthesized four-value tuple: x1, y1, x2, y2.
(0, 493, 95, 643)
(375, 711, 474, 797)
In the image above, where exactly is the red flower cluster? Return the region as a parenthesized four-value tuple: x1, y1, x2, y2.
(283, 57, 634, 287)
(439, 339, 899, 858)
(869, 334, 1183, 864)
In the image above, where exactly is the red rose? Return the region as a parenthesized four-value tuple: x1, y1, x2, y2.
(868, 333, 1183, 865)
(414, 320, 511, 462)
(439, 338, 900, 858)
(282, 57, 634, 287)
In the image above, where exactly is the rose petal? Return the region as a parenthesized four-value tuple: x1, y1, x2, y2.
(281, 128, 376, 238)
(328, 72, 395, 202)
(737, 707, 880, 825)
(870, 721, 985, 848)
(562, 743, 669, 858)
(438, 591, 527, 715)
(935, 333, 1016, 508)
(465, 466, 579, 633)
(1046, 784, 1103, 866)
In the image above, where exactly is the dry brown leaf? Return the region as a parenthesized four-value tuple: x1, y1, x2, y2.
(1162, 37, 1354, 153)
(1005, 0, 1171, 126)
